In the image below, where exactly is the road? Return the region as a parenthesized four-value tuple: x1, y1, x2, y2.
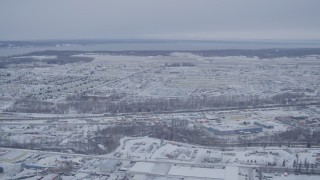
(0, 146, 262, 169)
(1, 102, 319, 121)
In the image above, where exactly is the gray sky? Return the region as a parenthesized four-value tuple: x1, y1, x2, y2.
(1, 0, 320, 41)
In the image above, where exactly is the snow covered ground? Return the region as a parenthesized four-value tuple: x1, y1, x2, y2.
(1, 51, 320, 179)
(1, 136, 320, 179)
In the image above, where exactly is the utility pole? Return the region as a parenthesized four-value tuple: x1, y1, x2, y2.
(295, 153, 299, 172)
(248, 168, 253, 180)
(258, 166, 263, 180)
(170, 116, 175, 141)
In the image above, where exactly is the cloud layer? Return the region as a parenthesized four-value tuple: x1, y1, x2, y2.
(1, 0, 320, 40)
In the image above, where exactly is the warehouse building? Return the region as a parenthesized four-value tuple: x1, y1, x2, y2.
(168, 165, 238, 180)
(207, 125, 263, 135)
(129, 162, 171, 177)
(100, 159, 119, 173)
(128, 162, 239, 180)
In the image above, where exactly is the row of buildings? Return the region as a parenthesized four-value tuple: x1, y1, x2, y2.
(202, 121, 275, 136)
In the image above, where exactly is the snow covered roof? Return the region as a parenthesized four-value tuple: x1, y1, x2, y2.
(41, 174, 60, 180)
(167, 165, 238, 180)
(205, 114, 218, 120)
(132, 174, 148, 180)
(224, 166, 239, 180)
(129, 162, 239, 180)
(168, 166, 225, 179)
(129, 162, 171, 176)
(100, 159, 119, 168)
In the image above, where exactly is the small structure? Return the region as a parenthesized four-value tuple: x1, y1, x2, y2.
(0, 166, 3, 173)
(254, 121, 274, 129)
(205, 114, 219, 121)
(21, 163, 48, 170)
(100, 159, 119, 173)
(316, 155, 320, 165)
(203, 157, 222, 163)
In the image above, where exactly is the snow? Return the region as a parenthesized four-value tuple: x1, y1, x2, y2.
(168, 165, 225, 179)
(1, 51, 320, 179)
(273, 175, 320, 180)
(13, 55, 57, 60)
(224, 166, 239, 180)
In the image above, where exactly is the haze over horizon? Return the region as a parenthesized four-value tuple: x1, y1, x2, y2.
(1, 0, 320, 41)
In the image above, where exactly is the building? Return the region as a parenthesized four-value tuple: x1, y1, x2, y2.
(202, 121, 263, 136)
(205, 114, 220, 121)
(128, 162, 239, 180)
(203, 157, 222, 163)
(21, 163, 48, 170)
(254, 121, 274, 129)
(132, 174, 149, 180)
(168, 166, 239, 180)
(129, 162, 171, 177)
(207, 126, 263, 135)
(41, 174, 60, 180)
(100, 159, 119, 173)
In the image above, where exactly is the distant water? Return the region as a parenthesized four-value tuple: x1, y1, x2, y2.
(1, 41, 320, 57)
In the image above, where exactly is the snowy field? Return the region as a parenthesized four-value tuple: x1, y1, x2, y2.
(1, 50, 320, 179)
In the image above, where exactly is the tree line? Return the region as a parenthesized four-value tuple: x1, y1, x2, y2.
(6, 92, 309, 114)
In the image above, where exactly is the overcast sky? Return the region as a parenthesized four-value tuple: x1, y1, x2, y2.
(1, 0, 320, 41)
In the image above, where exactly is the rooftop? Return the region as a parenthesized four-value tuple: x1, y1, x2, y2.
(129, 162, 171, 176)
